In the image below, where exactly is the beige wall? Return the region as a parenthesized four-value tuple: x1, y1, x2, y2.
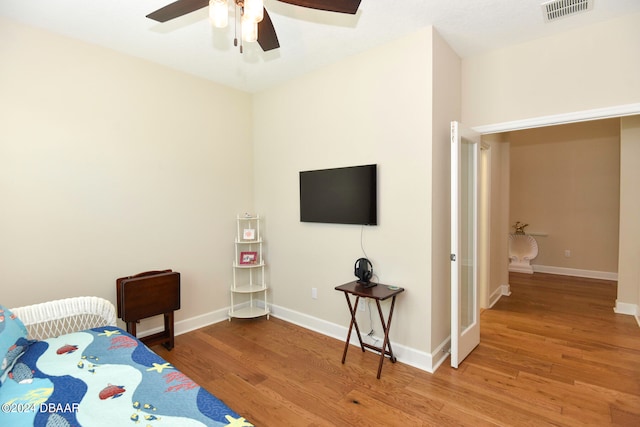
(462, 13, 640, 128)
(253, 27, 457, 360)
(0, 19, 253, 327)
(481, 134, 510, 305)
(508, 120, 620, 274)
(430, 29, 461, 352)
(618, 116, 640, 317)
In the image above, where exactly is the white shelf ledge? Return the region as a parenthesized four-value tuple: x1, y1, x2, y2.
(231, 284, 268, 293)
(235, 238, 263, 244)
(229, 306, 270, 319)
(233, 262, 265, 268)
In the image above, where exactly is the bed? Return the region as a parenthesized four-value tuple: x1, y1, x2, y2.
(0, 297, 252, 427)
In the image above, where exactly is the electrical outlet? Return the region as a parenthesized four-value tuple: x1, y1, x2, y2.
(564, 249, 571, 258)
(311, 288, 317, 299)
(359, 301, 365, 312)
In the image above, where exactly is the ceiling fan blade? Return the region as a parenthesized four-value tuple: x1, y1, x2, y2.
(258, 8, 280, 51)
(146, 0, 209, 23)
(277, 0, 361, 14)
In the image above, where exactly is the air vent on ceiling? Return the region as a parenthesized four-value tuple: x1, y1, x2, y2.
(541, 0, 593, 23)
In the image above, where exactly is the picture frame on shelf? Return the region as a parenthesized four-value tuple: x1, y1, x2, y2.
(239, 251, 258, 265)
(243, 228, 256, 240)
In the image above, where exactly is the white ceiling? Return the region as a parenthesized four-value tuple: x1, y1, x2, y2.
(2, 0, 639, 93)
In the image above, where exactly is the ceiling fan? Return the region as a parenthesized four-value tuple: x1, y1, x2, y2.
(146, 0, 362, 52)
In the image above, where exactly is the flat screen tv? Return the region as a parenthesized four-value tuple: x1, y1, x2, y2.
(299, 164, 377, 225)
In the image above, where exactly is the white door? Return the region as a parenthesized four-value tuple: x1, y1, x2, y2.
(450, 121, 481, 368)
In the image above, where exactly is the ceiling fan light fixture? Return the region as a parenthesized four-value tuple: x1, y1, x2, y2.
(241, 14, 258, 42)
(243, 0, 264, 23)
(209, 0, 229, 28)
(147, 0, 359, 53)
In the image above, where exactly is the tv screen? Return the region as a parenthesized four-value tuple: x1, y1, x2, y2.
(299, 164, 377, 225)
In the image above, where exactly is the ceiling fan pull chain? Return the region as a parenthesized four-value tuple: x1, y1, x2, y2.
(233, 4, 244, 53)
(233, 3, 238, 49)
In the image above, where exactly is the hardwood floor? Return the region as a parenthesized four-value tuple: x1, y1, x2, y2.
(154, 273, 640, 426)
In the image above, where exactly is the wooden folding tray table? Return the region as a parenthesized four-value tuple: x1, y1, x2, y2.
(335, 280, 404, 379)
(116, 270, 180, 350)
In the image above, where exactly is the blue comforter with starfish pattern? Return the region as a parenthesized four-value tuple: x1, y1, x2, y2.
(0, 327, 252, 426)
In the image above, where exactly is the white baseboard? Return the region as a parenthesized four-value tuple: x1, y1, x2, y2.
(430, 337, 451, 372)
(509, 265, 534, 274)
(135, 303, 444, 373)
(135, 306, 230, 339)
(614, 300, 639, 315)
(614, 301, 640, 327)
(270, 304, 441, 373)
(489, 284, 511, 308)
(136, 301, 271, 339)
(532, 265, 618, 281)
